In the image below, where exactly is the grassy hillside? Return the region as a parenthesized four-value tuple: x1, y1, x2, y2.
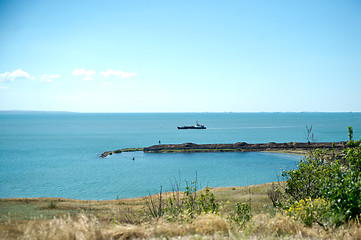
(1, 182, 360, 239)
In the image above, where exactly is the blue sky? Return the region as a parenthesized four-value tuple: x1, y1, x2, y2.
(0, 0, 360, 112)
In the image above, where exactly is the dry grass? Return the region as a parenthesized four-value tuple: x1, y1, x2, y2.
(3, 213, 360, 240)
(1, 183, 361, 240)
(17, 214, 361, 240)
(334, 220, 361, 240)
(213, 182, 283, 215)
(244, 213, 325, 239)
(0, 213, 231, 240)
(240, 213, 361, 240)
(1, 214, 105, 240)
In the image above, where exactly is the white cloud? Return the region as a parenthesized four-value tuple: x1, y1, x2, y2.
(40, 74, 61, 82)
(82, 75, 94, 81)
(72, 68, 96, 80)
(102, 81, 113, 86)
(0, 69, 35, 82)
(0, 86, 9, 90)
(99, 69, 137, 78)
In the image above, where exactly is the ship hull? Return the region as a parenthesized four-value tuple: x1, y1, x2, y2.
(177, 126, 206, 129)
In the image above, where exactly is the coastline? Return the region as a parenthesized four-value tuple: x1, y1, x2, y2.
(0, 182, 277, 220)
(2, 143, 357, 239)
(100, 141, 347, 158)
(1, 141, 346, 203)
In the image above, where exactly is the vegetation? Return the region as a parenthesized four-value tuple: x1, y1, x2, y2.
(139, 180, 219, 223)
(281, 126, 361, 228)
(349, 126, 354, 141)
(114, 148, 144, 153)
(1, 127, 361, 239)
(1, 182, 361, 239)
(305, 124, 316, 144)
(229, 201, 252, 227)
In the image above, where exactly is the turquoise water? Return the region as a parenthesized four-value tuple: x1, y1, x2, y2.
(0, 112, 360, 200)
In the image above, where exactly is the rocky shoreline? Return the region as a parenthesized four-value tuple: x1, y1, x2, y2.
(100, 141, 347, 158)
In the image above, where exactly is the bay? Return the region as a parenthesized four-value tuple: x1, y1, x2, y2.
(0, 112, 360, 200)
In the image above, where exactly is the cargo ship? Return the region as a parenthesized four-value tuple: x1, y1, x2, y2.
(177, 121, 206, 129)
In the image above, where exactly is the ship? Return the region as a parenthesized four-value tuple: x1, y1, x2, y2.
(177, 121, 206, 130)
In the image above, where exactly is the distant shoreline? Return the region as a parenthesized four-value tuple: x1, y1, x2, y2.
(1, 111, 360, 114)
(100, 141, 347, 158)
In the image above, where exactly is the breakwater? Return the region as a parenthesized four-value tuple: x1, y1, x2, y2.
(100, 141, 347, 158)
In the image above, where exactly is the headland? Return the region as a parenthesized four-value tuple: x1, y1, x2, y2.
(100, 141, 347, 158)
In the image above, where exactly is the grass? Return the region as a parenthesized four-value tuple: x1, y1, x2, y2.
(146, 149, 310, 154)
(0, 197, 146, 222)
(2, 182, 360, 239)
(152, 149, 240, 153)
(101, 148, 144, 157)
(121, 148, 144, 152)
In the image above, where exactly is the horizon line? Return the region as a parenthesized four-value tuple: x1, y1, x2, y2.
(1, 110, 360, 114)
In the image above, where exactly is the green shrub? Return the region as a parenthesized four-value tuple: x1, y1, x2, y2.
(230, 202, 252, 226)
(142, 179, 219, 222)
(194, 187, 219, 214)
(285, 198, 330, 227)
(48, 201, 57, 209)
(282, 149, 331, 202)
(282, 127, 361, 226)
(323, 146, 361, 224)
(267, 182, 283, 207)
(173, 184, 219, 219)
(348, 126, 354, 141)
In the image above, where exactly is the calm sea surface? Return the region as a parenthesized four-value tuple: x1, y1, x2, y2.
(0, 112, 360, 200)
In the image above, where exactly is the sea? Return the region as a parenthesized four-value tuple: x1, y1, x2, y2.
(0, 112, 360, 200)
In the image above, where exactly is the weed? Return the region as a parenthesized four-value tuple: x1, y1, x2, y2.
(139, 177, 219, 222)
(144, 186, 165, 219)
(230, 202, 252, 227)
(267, 182, 282, 207)
(48, 201, 57, 209)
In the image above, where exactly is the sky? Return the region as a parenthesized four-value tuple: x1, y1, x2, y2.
(0, 0, 360, 113)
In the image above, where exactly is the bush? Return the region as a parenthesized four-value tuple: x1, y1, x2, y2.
(281, 127, 361, 226)
(193, 187, 219, 214)
(230, 202, 252, 226)
(282, 149, 331, 202)
(267, 182, 283, 207)
(285, 198, 330, 227)
(323, 146, 361, 224)
(348, 126, 354, 141)
(142, 179, 219, 222)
